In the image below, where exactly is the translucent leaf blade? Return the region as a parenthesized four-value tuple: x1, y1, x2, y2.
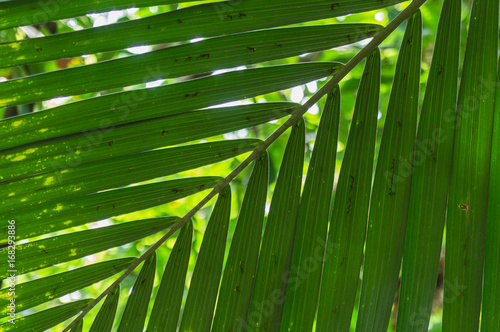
(89, 285, 120, 332)
(0, 217, 176, 278)
(0, 299, 93, 332)
(0, 103, 297, 182)
(212, 153, 269, 331)
(179, 186, 232, 332)
(443, 0, 499, 330)
(317, 48, 380, 331)
(280, 86, 341, 332)
(0, 258, 133, 315)
(356, 11, 422, 332)
(0, 62, 339, 151)
(146, 223, 192, 332)
(0, 0, 405, 68)
(247, 119, 305, 331)
(117, 253, 157, 332)
(396, 1, 461, 330)
(482, 55, 500, 332)
(3, 177, 219, 245)
(0, 24, 380, 107)
(2, 139, 259, 211)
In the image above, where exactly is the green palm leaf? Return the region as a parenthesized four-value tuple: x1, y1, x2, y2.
(356, 11, 422, 331)
(88, 285, 120, 332)
(179, 186, 232, 332)
(0, 0, 199, 30)
(4, 177, 218, 245)
(211, 153, 269, 330)
(2, 139, 257, 209)
(0, 258, 132, 315)
(247, 118, 305, 331)
(396, 1, 461, 330)
(117, 253, 157, 332)
(0, 299, 93, 332)
(0, 103, 298, 181)
(443, 0, 499, 330)
(70, 320, 83, 332)
(146, 222, 193, 332)
(0, 217, 175, 278)
(1, 1, 476, 330)
(481, 54, 500, 331)
(317, 48, 380, 331)
(0, 24, 379, 105)
(0, 0, 404, 68)
(280, 86, 341, 331)
(0, 63, 338, 148)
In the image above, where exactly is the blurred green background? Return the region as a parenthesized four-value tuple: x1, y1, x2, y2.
(0, 1, 474, 330)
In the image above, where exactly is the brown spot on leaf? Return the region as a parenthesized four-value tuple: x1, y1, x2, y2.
(389, 159, 396, 196)
(459, 200, 470, 215)
(331, 3, 340, 10)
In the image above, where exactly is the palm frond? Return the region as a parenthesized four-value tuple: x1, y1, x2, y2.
(280, 86, 340, 331)
(117, 253, 156, 332)
(179, 186, 231, 331)
(396, 1, 461, 330)
(317, 47, 380, 331)
(247, 118, 305, 331)
(212, 153, 268, 330)
(482, 54, 500, 332)
(3, 1, 494, 331)
(88, 285, 120, 332)
(443, 0, 499, 330)
(0, 0, 405, 67)
(147, 222, 193, 332)
(356, 11, 422, 331)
